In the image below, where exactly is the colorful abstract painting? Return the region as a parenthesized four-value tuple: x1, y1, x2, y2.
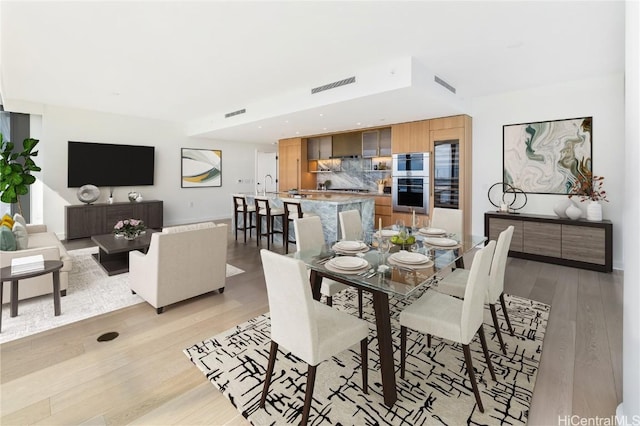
(503, 117, 592, 194)
(181, 148, 222, 188)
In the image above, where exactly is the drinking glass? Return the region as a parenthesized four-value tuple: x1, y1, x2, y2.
(394, 219, 405, 231)
(410, 241, 421, 254)
(378, 238, 391, 265)
(422, 217, 431, 230)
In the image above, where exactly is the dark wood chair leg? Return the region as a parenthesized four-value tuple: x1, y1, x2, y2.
(260, 341, 279, 408)
(427, 334, 431, 348)
(490, 303, 507, 355)
(156, 307, 164, 314)
(478, 324, 497, 381)
(360, 338, 368, 393)
(242, 210, 248, 243)
(256, 215, 262, 247)
(234, 210, 239, 241)
(358, 289, 363, 318)
(326, 296, 332, 307)
(283, 217, 289, 254)
(500, 293, 515, 336)
(462, 343, 484, 413)
(301, 364, 317, 426)
(400, 325, 407, 379)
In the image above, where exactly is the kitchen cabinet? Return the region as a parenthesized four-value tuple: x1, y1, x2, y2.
(332, 132, 361, 157)
(429, 115, 472, 237)
(278, 138, 314, 191)
(362, 128, 392, 158)
(374, 196, 393, 228)
(485, 211, 612, 272)
(391, 120, 430, 154)
(307, 136, 332, 160)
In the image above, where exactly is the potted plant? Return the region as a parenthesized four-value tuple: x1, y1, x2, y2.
(0, 134, 41, 216)
(568, 170, 608, 221)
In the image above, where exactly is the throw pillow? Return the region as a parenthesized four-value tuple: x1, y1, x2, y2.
(0, 224, 17, 251)
(12, 222, 29, 250)
(13, 212, 27, 229)
(1, 213, 15, 229)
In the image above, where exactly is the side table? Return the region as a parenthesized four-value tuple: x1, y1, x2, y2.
(1, 260, 64, 332)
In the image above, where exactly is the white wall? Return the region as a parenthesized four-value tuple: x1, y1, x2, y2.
(471, 73, 625, 269)
(622, 0, 640, 421)
(38, 105, 265, 237)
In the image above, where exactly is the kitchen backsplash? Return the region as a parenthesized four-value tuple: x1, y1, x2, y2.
(315, 158, 392, 192)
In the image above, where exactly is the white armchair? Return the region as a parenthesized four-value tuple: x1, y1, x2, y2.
(128, 222, 228, 313)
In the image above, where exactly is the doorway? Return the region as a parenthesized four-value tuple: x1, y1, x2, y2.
(255, 151, 278, 194)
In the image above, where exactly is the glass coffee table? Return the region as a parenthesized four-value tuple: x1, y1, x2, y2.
(91, 230, 158, 276)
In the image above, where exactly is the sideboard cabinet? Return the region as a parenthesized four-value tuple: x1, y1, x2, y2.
(484, 211, 612, 272)
(66, 200, 163, 240)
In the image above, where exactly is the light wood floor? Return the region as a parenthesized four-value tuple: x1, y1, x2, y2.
(0, 221, 622, 425)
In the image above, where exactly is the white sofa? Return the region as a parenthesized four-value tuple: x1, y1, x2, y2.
(1, 224, 72, 302)
(128, 222, 228, 313)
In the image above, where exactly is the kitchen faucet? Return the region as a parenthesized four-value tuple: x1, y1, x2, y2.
(264, 174, 273, 194)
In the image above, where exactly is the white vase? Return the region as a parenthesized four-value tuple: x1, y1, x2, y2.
(553, 198, 573, 218)
(565, 202, 582, 220)
(586, 200, 603, 221)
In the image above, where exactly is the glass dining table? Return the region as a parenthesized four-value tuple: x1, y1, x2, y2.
(289, 232, 487, 407)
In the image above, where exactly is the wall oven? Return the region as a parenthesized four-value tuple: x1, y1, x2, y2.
(392, 153, 430, 214)
(392, 152, 429, 176)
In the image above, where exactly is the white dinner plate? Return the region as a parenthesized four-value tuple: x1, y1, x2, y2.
(325, 259, 370, 275)
(419, 227, 447, 236)
(334, 240, 366, 251)
(424, 237, 459, 247)
(327, 256, 368, 270)
(390, 251, 431, 264)
(387, 256, 434, 270)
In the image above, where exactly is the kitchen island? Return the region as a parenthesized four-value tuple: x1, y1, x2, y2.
(242, 192, 375, 244)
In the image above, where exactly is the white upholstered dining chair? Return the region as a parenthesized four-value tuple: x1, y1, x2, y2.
(430, 207, 463, 237)
(259, 249, 369, 426)
(435, 226, 515, 354)
(294, 216, 363, 316)
(338, 209, 364, 241)
(399, 240, 497, 413)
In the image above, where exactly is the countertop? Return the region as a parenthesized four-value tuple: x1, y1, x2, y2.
(241, 191, 379, 204)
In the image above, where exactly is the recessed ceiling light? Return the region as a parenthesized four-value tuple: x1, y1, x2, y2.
(296, 131, 300, 135)
(284, 120, 289, 123)
(258, 126, 262, 129)
(319, 113, 324, 117)
(356, 122, 361, 126)
(323, 127, 327, 130)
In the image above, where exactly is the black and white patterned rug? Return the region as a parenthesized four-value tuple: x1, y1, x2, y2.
(184, 286, 549, 425)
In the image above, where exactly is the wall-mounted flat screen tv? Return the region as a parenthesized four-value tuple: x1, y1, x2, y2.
(67, 141, 155, 187)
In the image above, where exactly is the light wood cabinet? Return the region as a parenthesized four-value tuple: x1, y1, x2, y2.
(278, 138, 314, 191)
(374, 196, 393, 228)
(332, 132, 361, 157)
(391, 120, 430, 154)
(485, 212, 612, 272)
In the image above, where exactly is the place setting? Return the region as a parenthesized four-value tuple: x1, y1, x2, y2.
(331, 240, 370, 255)
(387, 250, 434, 270)
(422, 236, 461, 249)
(323, 255, 371, 275)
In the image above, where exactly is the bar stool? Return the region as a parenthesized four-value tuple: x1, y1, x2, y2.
(232, 195, 256, 243)
(283, 201, 318, 254)
(255, 197, 285, 250)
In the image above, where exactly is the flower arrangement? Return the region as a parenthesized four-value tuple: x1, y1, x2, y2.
(113, 218, 146, 239)
(569, 172, 608, 202)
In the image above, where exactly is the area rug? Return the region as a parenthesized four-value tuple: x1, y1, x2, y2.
(1, 247, 244, 344)
(185, 287, 549, 425)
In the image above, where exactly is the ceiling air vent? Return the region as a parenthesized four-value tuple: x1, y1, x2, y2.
(225, 108, 246, 118)
(434, 75, 456, 94)
(311, 76, 356, 94)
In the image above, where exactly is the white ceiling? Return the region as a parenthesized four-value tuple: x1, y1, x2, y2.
(0, 1, 625, 144)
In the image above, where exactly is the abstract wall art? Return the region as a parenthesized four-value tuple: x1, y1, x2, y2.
(503, 117, 592, 195)
(181, 148, 222, 188)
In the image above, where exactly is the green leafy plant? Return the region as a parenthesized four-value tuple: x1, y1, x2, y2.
(0, 133, 41, 215)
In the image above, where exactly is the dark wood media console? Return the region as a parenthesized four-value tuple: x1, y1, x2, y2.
(65, 200, 163, 240)
(485, 211, 612, 272)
